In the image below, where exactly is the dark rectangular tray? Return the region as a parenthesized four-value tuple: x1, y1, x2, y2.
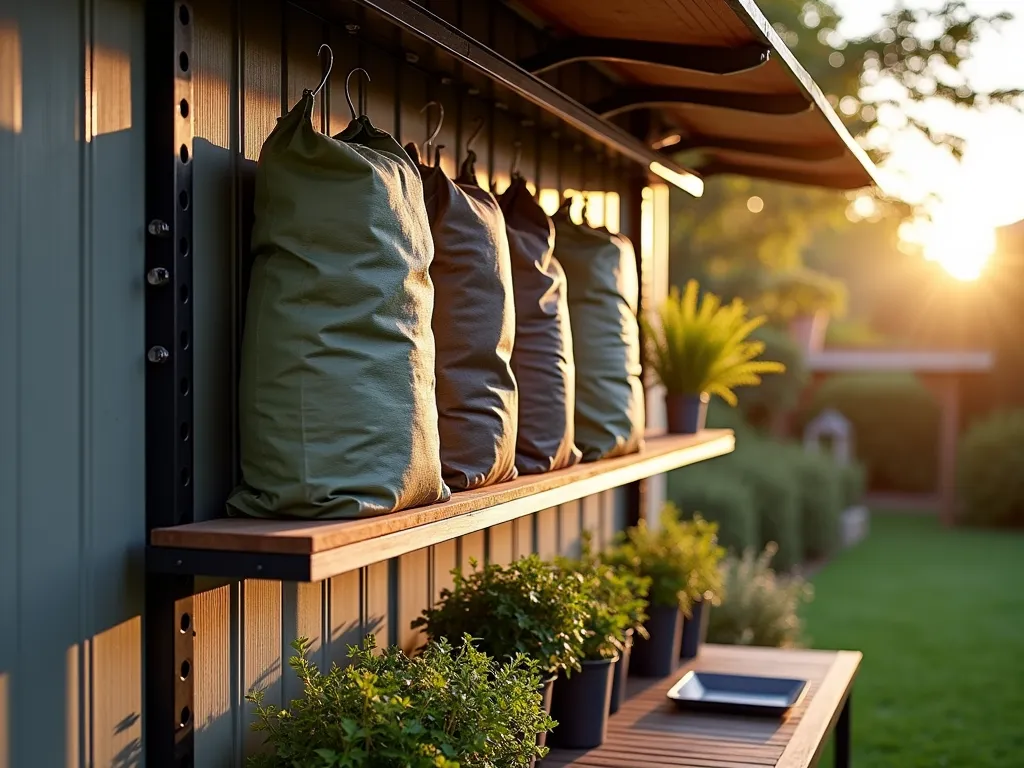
(666, 671, 808, 716)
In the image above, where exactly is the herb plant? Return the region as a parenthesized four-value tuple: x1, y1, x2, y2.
(640, 279, 784, 403)
(555, 533, 652, 662)
(413, 554, 589, 675)
(247, 634, 555, 768)
(604, 506, 726, 615)
(707, 544, 814, 648)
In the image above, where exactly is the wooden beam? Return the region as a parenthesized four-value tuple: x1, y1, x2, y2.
(697, 159, 864, 190)
(590, 86, 813, 119)
(663, 135, 845, 162)
(521, 38, 769, 76)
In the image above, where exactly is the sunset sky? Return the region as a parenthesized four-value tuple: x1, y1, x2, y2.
(834, 0, 1024, 278)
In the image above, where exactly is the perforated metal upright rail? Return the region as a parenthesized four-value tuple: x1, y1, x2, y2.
(144, 2, 196, 766)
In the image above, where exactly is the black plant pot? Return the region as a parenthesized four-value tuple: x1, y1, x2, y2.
(549, 658, 617, 750)
(608, 629, 634, 715)
(629, 604, 683, 678)
(680, 598, 711, 660)
(665, 393, 710, 434)
(536, 676, 556, 750)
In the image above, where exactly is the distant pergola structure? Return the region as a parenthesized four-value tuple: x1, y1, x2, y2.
(803, 350, 994, 526)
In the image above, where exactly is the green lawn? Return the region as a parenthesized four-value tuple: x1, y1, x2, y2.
(803, 512, 1024, 768)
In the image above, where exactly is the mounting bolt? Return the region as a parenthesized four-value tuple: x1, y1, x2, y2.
(345, 23, 360, 34)
(147, 346, 171, 364)
(147, 219, 171, 238)
(440, 76, 453, 86)
(147, 267, 171, 286)
(495, 101, 508, 111)
(467, 87, 480, 96)
(405, 51, 419, 64)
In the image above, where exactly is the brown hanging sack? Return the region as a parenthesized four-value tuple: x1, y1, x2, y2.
(406, 140, 518, 491)
(553, 202, 645, 460)
(228, 92, 449, 519)
(499, 176, 582, 474)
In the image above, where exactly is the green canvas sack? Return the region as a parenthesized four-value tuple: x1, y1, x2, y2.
(228, 93, 450, 519)
(406, 143, 518, 490)
(554, 206, 645, 460)
(499, 177, 582, 474)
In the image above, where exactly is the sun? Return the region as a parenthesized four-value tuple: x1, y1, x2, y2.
(919, 219, 996, 281)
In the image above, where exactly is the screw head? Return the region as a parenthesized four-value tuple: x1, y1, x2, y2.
(404, 51, 419, 64)
(467, 87, 480, 97)
(147, 346, 171, 364)
(440, 76, 453, 86)
(147, 219, 171, 237)
(345, 23, 360, 33)
(147, 267, 171, 286)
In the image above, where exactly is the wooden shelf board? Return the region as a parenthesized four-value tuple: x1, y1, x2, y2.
(149, 430, 733, 581)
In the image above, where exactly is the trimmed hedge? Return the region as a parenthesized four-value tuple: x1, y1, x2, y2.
(781, 445, 843, 560)
(957, 410, 1024, 527)
(734, 325, 809, 429)
(666, 465, 758, 554)
(724, 442, 803, 572)
(801, 372, 939, 494)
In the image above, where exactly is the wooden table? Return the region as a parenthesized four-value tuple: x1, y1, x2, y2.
(543, 645, 861, 768)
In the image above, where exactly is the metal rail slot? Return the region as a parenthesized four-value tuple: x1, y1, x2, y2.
(144, 2, 196, 767)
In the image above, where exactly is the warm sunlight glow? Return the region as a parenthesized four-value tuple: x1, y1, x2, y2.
(920, 219, 996, 281)
(746, 196, 764, 213)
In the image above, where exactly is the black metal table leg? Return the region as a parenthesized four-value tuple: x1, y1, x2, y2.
(835, 694, 851, 768)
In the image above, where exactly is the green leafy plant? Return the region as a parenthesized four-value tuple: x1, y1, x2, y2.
(957, 409, 1024, 527)
(759, 267, 847, 321)
(413, 554, 588, 676)
(247, 634, 554, 768)
(782, 444, 844, 561)
(555, 533, 651, 661)
(604, 506, 725, 614)
(641, 279, 785, 404)
(707, 544, 814, 649)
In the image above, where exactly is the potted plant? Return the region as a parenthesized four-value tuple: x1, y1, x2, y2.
(413, 554, 588, 749)
(552, 535, 651, 744)
(762, 268, 847, 355)
(641, 279, 785, 434)
(676, 513, 726, 660)
(247, 634, 555, 767)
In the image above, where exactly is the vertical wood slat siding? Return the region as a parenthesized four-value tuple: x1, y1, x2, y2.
(181, 0, 643, 765)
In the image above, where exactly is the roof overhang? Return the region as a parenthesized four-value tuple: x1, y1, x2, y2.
(512, 0, 881, 192)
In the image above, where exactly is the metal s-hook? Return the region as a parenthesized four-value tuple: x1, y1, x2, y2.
(510, 140, 523, 178)
(344, 67, 372, 119)
(465, 117, 484, 155)
(308, 44, 334, 100)
(420, 101, 444, 161)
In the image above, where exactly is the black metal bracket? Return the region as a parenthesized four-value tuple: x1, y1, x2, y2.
(590, 86, 813, 119)
(521, 38, 770, 77)
(144, 2, 196, 767)
(660, 135, 845, 162)
(147, 544, 317, 582)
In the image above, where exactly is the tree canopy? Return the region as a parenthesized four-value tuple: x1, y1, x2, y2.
(668, 0, 1021, 282)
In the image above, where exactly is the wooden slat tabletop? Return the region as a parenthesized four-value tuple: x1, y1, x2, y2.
(543, 645, 861, 768)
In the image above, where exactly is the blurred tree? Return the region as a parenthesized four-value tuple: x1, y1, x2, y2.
(669, 1, 1021, 283)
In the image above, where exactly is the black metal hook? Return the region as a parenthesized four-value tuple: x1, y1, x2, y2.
(465, 116, 484, 154)
(510, 140, 522, 177)
(344, 67, 371, 119)
(420, 101, 444, 160)
(308, 44, 334, 100)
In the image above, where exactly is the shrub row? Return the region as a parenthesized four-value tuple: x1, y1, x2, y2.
(957, 409, 1024, 527)
(667, 435, 863, 569)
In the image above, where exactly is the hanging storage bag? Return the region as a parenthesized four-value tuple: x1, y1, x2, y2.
(499, 176, 582, 474)
(228, 90, 450, 519)
(553, 203, 645, 460)
(405, 134, 518, 491)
